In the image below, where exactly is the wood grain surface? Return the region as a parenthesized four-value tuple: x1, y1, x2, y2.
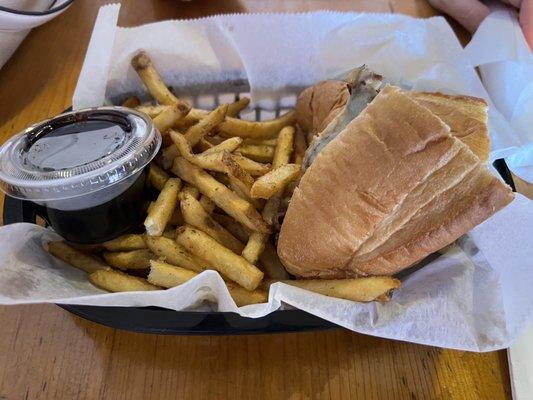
(0, 1, 515, 399)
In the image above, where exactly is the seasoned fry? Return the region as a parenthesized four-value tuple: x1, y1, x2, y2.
(148, 260, 267, 306)
(270, 277, 401, 302)
(259, 242, 290, 280)
(89, 268, 159, 292)
(260, 124, 296, 225)
(219, 111, 295, 139)
(103, 249, 153, 270)
(175, 97, 251, 128)
(148, 202, 184, 225)
(47, 241, 108, 274)
(250, 164, 300, 199)
(136, 104, 170, 118)
(122, 96, 141, 108)
(148, 259, 197, 286)
(243, 138, 277, 147)
(228, 154, 270, 176)
(293, 126, 307, 165)
(272, 126, 295, 168)
(220, 151, 263, 209)
(153, 103, 191, 134)
(148, 163, 170, 191)
(144, 178, 181, 236)
(241, 233, 267, 265)
(144, 235, 208, 273)
(131, 51, 185, 107)
(200, 137, 243, 155)
(199, 195, 216, 213)
(184, 104, 228, 146)
(211, 214, 250, 242)
(103, 234, 147, 251)
(225, 282, 268, 307)
(158, 144, 179, 170)
(180, 193, 244, 253)
(171, 158, 270, 233)
(176, 226, 263, 290)
(235, 144, 275, 163)
(226, 97, 250, 117)
(178, 184, 200, 201)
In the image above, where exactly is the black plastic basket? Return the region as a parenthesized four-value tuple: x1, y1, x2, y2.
(3, 82, 516, 334)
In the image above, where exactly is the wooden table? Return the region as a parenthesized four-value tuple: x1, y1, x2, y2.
(0, 1, 514, 399)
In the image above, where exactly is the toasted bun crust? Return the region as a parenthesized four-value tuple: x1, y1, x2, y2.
(409, 92, 490, 163)
(295, 80, 350, 143)
(278, 86, 513, 277)
(296, 80, 490, 162)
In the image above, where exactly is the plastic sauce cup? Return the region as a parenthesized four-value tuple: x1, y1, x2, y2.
(0, 107, 161, 243)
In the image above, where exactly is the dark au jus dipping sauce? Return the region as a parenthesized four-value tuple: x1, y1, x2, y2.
(0, 107, 161, 244)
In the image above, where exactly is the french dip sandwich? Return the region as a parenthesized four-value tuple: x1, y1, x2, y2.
(278, 68, 514, 278)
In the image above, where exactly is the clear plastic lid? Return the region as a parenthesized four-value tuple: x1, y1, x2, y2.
(0, 107, 161, 201)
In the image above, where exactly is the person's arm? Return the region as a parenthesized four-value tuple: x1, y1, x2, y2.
(428, 0, 533, 49)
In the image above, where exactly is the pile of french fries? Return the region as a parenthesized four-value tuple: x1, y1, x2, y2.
(46, 51, 400, 307)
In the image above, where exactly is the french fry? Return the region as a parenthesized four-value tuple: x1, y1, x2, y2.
(122, 96, 141, 108)
(200, 137, 243, 155)
(147, 259, 197, 286)
(171, 158, 270, 233)
(47, 241, 108, 274)
(272, 126, 295, 168)
(225, 282, 268, 307)
(178, 184, 200, 201)
(270, 277, 401, 302)
(226, 97, 250, 117)
(199, 195, 216, 213)
(144, 235, 208, 273)
(103, 249, 153, 270)
(259, 242, 290, 280)
(131, 51, 185, 107)
(159, 144, 179, 170)
(136, 104, 170, 118)
(180, 193, 244, 253)
(170, 131, 243, 174)
(148, 260, 267, 306)
(148, 202, 184, 226)
(293, 126, 307, 165)
(235, 144, 275, 163)
(218, 111, 295, 139)
(89, 269, 159, 292)
(250, 164, 301, 199)
(153, 103, 191, 134)
(175, 97, 251, 128)
(103, 234, 147, 251)
(211, 214, 250, 242)
(148, 163, 170, 191)
(184, 104, 228, 146)
(260, 124, 296, 225)
(220, 151, 263, 209)
(243, 138, 277, 147)
(241, 233, 267, 265)
(228, 154, 270, 176)
(144, 178, 181, 236)
(176, 226, 264, 290)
